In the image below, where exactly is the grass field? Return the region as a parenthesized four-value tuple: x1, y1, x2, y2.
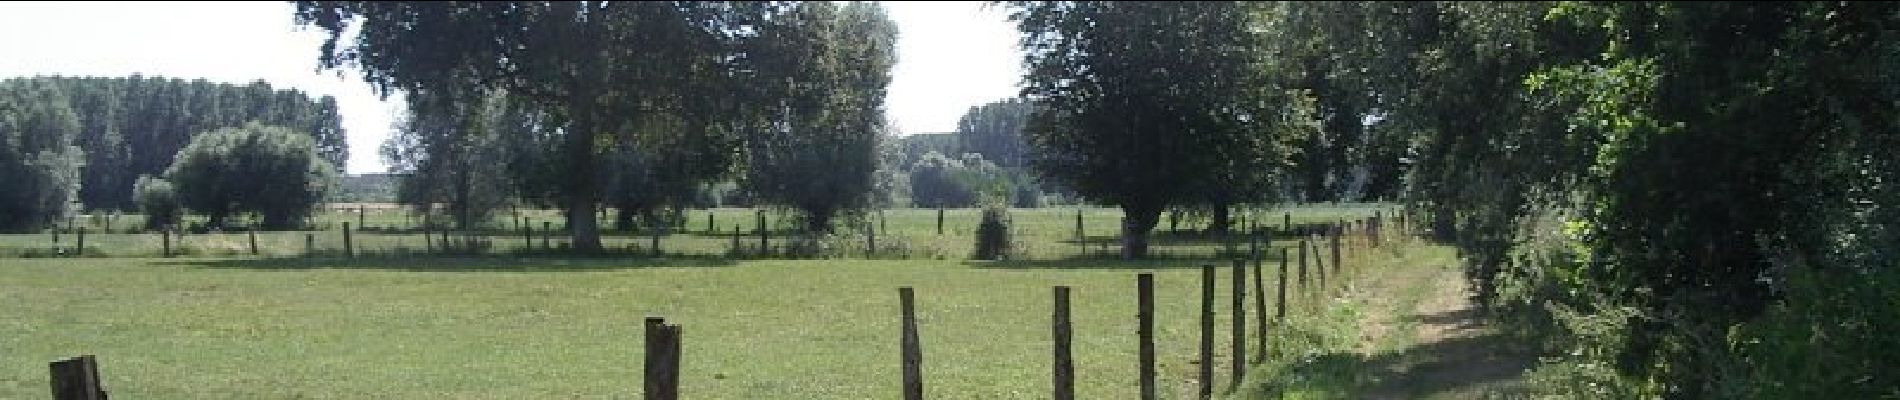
(2, 205, 1419, 399)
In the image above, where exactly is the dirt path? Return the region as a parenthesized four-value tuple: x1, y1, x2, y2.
(1359, 263, 1534, 399)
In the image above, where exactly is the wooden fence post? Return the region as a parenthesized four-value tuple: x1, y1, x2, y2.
(423, 226, 435, 254)
(521, 225, 531, 253)
(650, 223, 663, 257)
(1283, 212, 1291, 233)
(48, 355, 106, 400)
(304, 233, 314, 256)
(866, 222, 877, 258)
(74, 227, 85, 256)
(248, 227, 258, 255)
(1314, 238, 1327, 288)
(936, 208, 945, 235)
(643, 317, 681, 400)
(1252, 243, 1268, 362)
(1231, 259, 1246, 392)
(1298, 239, 1309, 289)
(342, 222, 354, 258)
(1199, 264, 1215, 400)
(52, 224, 60, 244)
(358, 205, 366, 228)
(757, 210, 768, 253)
(1278, 247, 1289, 320)
(542, 221, 552, 250)
(1331, 225, 1343, 279)
(161, 229, 172, 258)
(1137, 273, 1156, 400)
(899, 287, 924, 400)
(707, 212, 714, 234)
(1052, 286, 1074, 400)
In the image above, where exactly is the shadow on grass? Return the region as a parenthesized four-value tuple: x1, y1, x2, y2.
(1244, 331, 1536, 399)
(158, 252, 740, 273)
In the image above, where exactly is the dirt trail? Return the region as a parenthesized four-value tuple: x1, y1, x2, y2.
(1359, 263, 1534, 399)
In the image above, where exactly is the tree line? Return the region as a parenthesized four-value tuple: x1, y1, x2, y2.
(0, 76, 344, 231)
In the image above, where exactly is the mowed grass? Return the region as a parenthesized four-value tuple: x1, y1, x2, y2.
(8, 255, 1314, 399)
(1, 205, 1404, 398)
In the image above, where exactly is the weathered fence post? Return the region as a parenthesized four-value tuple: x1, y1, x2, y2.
(643, 316, 681, 400)
(936, 207, 945, 235)
(161, 228, 172, 258)
(1278, 247, 1289, 320)
(757, 210, 768, 253)
(248, 227, 258, 255)
(342, 222, 354, 258)
(1199, 264, 1216, 400)
(1231, 258, 1246, 391)
(358, 205, 366, 228)
(1252, 242, 1268, 362)
(304, 233, 314, 256)
(542, 221, 553, 250)
(521, 225, 531, 253)
(1314, 238, 1327, 287)
(74, 227, 85, 256)
(1137, 273, 1156, 400)
(866, 222, 877, 258)
(1283, 212, 1291, 233)
(423, 226, 435, 254)
(1052, 286, 1074, 400)
(48, 355, 106, 400)
(707, 212, 714, 234)
(1331, 225, 1343, 279)
(1298, 239, 1309, 289)
(730, 226, 741, 254)
(650, 223, 663, 257)
(52, 224, 60, 244)
(899, 287, 924, 400)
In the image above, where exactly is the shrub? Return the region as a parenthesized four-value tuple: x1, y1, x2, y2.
(166, 122, 335, 229)
(972, 204, 1012, 260)
(133, 175, 180, 230)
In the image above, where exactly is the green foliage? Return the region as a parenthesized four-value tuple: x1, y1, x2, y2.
(955, 98, 1034, 169)
(908, 151, 1010, 208)
(386, 90, 523, 230)
(4, 76, 346, 210)
(132, 175, 180, 230)
(1002, 1, 1291, 257)
(971, 204, 1013, 260)
(166, 122, 336, 229)
(0, 78, 83, 232)
(296, 1, 778, 251)
(738, 1, 897, 233)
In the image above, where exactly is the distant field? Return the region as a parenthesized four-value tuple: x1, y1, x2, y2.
(2, 205, 1396, 260)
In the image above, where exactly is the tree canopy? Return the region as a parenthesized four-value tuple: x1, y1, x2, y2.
(166, 122, 336, 229)
(1002, 1, 1290, 257)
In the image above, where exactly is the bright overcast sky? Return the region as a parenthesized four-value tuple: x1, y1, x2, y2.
(0, 1, 1024, 174)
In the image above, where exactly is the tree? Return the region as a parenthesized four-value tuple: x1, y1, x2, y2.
(738, 1, 897, 233)
(166, 122, 336, 229)
(955, 98, 1034, 169)
(0, 79, 84, 232)
(132, 175, 179, 230)
(21, 76, 347, 211)
(1001, 1, 1288, 258)
(294, 1, 770, 251)
(384, 89, 520, 230)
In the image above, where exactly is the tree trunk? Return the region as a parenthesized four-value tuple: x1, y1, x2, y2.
(804, 206, 834, 234)
(565, 97, 602, 253)
(1208, 202, 1231, 234)
(615, 207, 637, 232)
(1120, 203, 1162, 259)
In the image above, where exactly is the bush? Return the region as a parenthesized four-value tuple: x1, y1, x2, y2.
(972, 204, 1013, 260)
(166, 122, 336, 229)
(133, 175, 180, 230)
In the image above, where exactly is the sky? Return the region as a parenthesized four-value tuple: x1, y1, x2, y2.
(0, 1, 1024, 174)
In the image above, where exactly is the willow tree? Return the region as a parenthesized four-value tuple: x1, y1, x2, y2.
(294, 1, 769, 251)
(738, 1, 897, 233)
(1001, 1, 1288, 258)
